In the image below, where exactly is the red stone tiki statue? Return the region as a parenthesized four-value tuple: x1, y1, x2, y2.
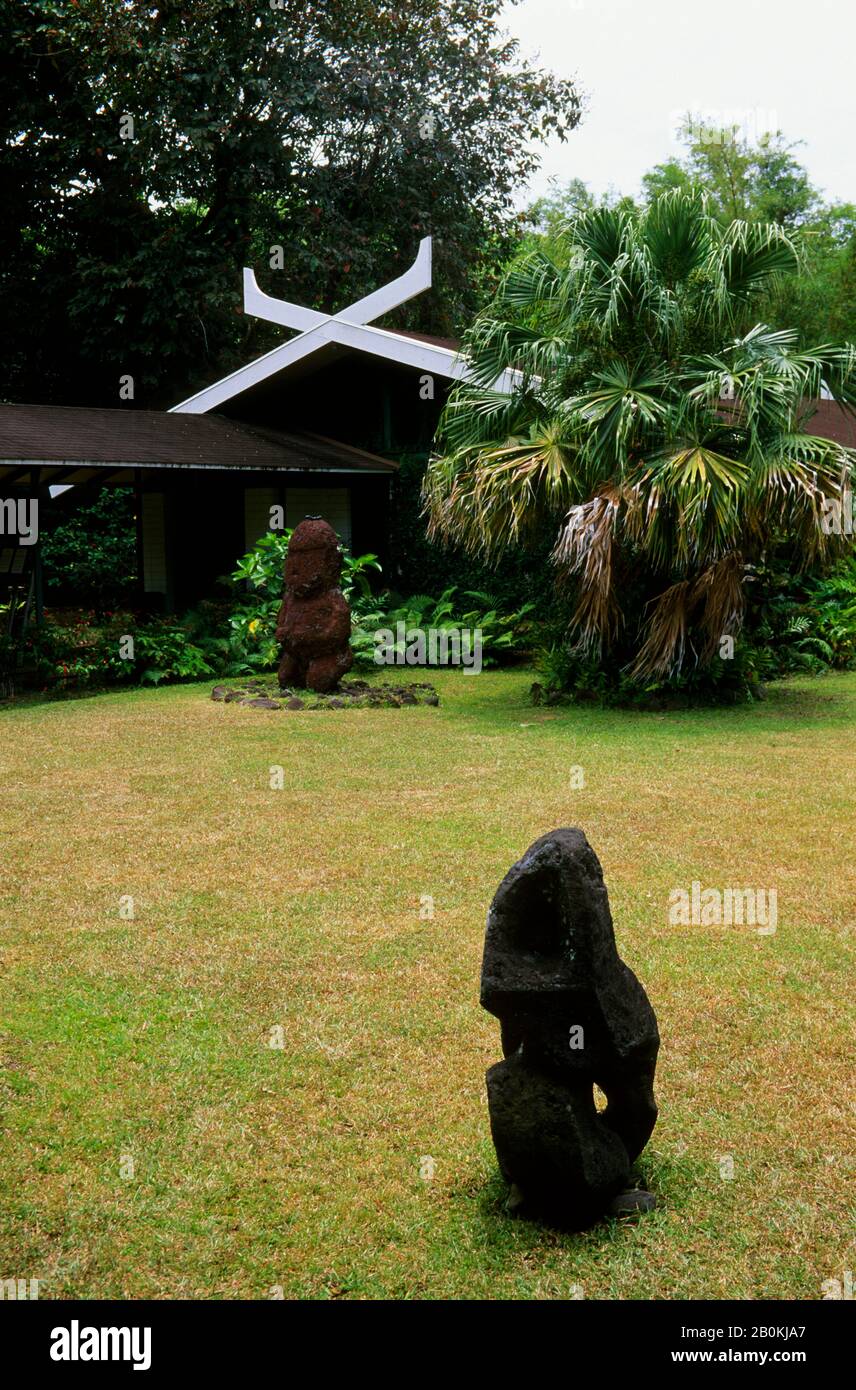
(275, 517, 353, 692)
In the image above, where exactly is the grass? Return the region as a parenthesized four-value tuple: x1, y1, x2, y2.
(0, 667, 854, 1300)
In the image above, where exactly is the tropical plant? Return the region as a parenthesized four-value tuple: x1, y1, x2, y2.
(641, 121, 856, 347)
(134, 624, 213, 685)
(232, 528, 381, 605)
(40, 488, 137, 607)
(361, 586, 537, 668)
(423, 191, 856, 691)
(12, 611, 214, 690)
(531, 634, 764, 707)
(746, 553, 856, 676)
(18, 611, 131, 690)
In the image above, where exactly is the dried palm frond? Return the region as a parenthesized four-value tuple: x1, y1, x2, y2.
(747, 437, 854, 564)
(691, 552, 746, 663)
(630, 579, 694, 679)
(552, 484, 624, 651)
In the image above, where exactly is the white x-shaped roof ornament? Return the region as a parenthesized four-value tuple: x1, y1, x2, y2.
(171, 236, 518, 414)
(243, 237, 433, 335)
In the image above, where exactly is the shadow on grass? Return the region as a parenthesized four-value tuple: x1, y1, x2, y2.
(457, 1143, 709, 1258)
(4, 670, 854, 751)
(0, 678, 208, 714)
(755, 672, 856, 718)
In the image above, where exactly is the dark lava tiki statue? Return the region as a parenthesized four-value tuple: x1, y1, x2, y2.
(276, 517, 353, 693)
(480, 828, 660, 1228)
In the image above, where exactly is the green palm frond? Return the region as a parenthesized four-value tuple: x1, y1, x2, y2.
(438, 384, 537, 454)
(458, 318, 567, 390)
(561, 361, 673, 475)
(425, 419, 581, 557)
(641, 188, 712, 286)
(640, 446, 748, 565)
(499, 250, 565, 308)
(568, 205, 631, 277)
(711, 220, 799, 312)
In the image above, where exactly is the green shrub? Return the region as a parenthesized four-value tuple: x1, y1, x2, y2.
(532, 637, 764, 708)
(11, 610, 212, 691)
(359, 586, 538, 669)
(210, 531, 540, 677)
(133, 624, 213, 685)
(532, 551, 856, 706)
(40, 488, 137, 608)
(744, 555, 856, 677)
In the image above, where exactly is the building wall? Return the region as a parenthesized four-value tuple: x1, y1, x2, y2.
(136, 469, 390, 611)
(221, 356, 449, 458)
(243, 483, 353, 549)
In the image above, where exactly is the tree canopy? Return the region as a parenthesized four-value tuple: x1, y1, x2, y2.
(0, 0, 580, 406)
(526, 121, 856, 348)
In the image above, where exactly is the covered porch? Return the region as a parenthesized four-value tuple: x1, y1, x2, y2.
(0, 404, 397, 622)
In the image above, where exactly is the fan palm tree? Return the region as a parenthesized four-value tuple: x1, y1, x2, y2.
(423, 192, 856, 679)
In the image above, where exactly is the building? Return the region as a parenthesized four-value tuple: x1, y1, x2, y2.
(0, 238, 514, 621)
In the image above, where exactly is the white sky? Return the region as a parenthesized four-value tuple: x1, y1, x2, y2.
(503, 0, 856, 207)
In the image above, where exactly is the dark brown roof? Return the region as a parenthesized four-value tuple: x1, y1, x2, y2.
(0, 405, 397, 478)
(799, 399, 856, 449)
(717, 397, 856, 448)
(386, 328, 461, 352)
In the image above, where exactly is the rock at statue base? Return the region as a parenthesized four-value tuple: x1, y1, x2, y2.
(480, 828, 659, 1229)
(275, 517, 353, 693)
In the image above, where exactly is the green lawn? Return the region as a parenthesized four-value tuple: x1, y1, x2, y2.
(1, 669, 854, 1299)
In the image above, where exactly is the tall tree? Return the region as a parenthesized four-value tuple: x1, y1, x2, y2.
(0, 0, 580, 406)
(641, 120, 856, 344)
(642, 121, 818, 229)
(423, 194, 856, 686)
(521, 177, 636, 265)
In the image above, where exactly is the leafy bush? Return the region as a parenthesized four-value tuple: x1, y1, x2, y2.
(11, 610, 212, 692)
(133, 624, 213, 685)
(532, 635, 764, 708)
(231, 528, 381, 604)
(532, 550, 856, 706)
(744, 555, 856, 677)
(355, 586, 537, 669)
(40, 488, 137, 608)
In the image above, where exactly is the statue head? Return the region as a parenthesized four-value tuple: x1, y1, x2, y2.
(284, 517, 343, 598)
